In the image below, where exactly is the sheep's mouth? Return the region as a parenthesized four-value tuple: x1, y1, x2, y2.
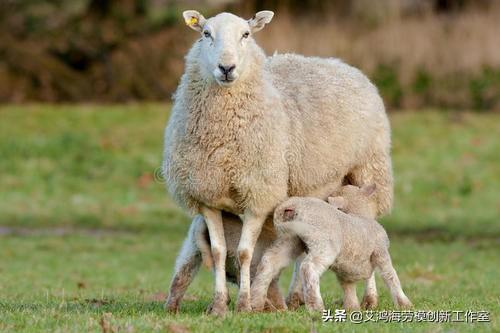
(217, 77, 237, 87)
(220, 77, 235, 83)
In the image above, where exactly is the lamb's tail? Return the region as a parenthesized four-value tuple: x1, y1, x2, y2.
(192, 215, 213, 270)
(277, 222, 315, 243)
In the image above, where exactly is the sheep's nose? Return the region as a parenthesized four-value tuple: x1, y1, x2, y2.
(218, 64, 236, 75)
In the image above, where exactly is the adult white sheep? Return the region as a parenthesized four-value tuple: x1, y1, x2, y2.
(163, 10, 393, 315)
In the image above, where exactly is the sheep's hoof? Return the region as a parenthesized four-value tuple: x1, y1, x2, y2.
(343, 303, 361, 311)
(250, 296, 266, 312)
(206, 292, 229, 316)
(305, 302, 324, 312)
(286, 292, 304, 311)
(206, 301, 228, 316)
(236, 294, 252, 312)
(397, 296, 413, 309)
(361, 294, 378, 310)
(164, 300, 179, 314)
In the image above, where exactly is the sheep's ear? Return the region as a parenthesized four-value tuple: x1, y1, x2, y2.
(183, 10, 206, 32)
(361, 184, 377, 198)
(328, 196, 347, 210)
(248, 10, 274, 33)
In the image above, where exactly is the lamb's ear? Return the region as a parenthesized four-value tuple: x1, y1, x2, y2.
(248, 11, 274, 33)
(328, 196, 347, 210)
(183, 10, 206, 32)
(361, 184, 377, 198)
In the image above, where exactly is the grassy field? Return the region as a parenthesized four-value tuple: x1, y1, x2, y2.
(0, 105, 498, 332)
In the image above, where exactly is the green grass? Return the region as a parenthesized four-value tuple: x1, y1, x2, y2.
(0, 105, 499, 332)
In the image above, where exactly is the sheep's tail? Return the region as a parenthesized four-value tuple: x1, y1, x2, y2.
(193, 215, 214, 270)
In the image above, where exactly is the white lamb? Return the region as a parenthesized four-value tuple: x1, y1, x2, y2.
(250, 185, 412, 311)
(163, 10, 393, 314)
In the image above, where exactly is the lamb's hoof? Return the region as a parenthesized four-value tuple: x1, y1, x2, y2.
(164, 299, 179, 314)
(286, 293, 304, 311)
(271, 298, 288, 311)
(361, 294, 378, 310)
(206, 301, 228, 316)
(236, 294, 252, 312)
(344, 304, 361, 311)
(397, 296, 413, 309)
(206, 293, 229, 316)
(263, 299, 276, 312)
(250, 294, 268, 312)
(305, 302, 324, 312)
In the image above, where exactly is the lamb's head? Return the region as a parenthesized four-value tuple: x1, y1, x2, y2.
(328, 184, 377, 219)
(183, 10, 274, 87)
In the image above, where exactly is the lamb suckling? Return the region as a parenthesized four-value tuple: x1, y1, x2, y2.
(250, 185, 412, 311)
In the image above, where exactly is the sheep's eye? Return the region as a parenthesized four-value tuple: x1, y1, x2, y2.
(242, 31, 250, 39)
(203, 31, 211, 38)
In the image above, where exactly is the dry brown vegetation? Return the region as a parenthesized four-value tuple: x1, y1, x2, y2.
(0, 0, 499, 110)
(257, 2, 500, 110)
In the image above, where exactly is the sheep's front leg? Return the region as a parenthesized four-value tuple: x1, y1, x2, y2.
(236, 211, 267, 312)
(200, 206, 228, 316)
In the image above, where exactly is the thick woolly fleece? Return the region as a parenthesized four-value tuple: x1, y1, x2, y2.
(163, 28, 393, 217)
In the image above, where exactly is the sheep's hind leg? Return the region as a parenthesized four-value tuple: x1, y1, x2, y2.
(361, 272, 378, 309)
(300, 252, 335, 311)
(264, 278, 287, 311)
(286, 254, 305, 310)
(340, 280, 360, 311)
(165, 220, 202, 313)
(373, 249, 412, 309)
(200, 206, 229, 316)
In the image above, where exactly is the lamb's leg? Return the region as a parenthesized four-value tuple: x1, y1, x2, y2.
(236, 211, 268, 312)
(200, 206, 228, 316)
(251, 236, 298, 311)
(361, 272, 378, 309)
(373, 250, 412, 309)
(348, 150, 393, 216)
(300, 253, 334, 311)
(265, 278, 287, 311)
(340, 281, 360, 311)
(165, 219, 202, 313)
(286, 254, 305, 310)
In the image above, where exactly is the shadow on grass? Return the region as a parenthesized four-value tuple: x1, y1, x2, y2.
(385, 224, 500, 244)
(0, 299, 211, 316)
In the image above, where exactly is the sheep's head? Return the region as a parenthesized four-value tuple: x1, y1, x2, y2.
(328, 184, 377, 219)
(183, 10, 274, 87)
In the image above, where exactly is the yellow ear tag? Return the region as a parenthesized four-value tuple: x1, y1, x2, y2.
(186, 17, 198, 26)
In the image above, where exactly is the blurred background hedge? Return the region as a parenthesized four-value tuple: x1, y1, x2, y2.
(1, 0, 499, 111)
